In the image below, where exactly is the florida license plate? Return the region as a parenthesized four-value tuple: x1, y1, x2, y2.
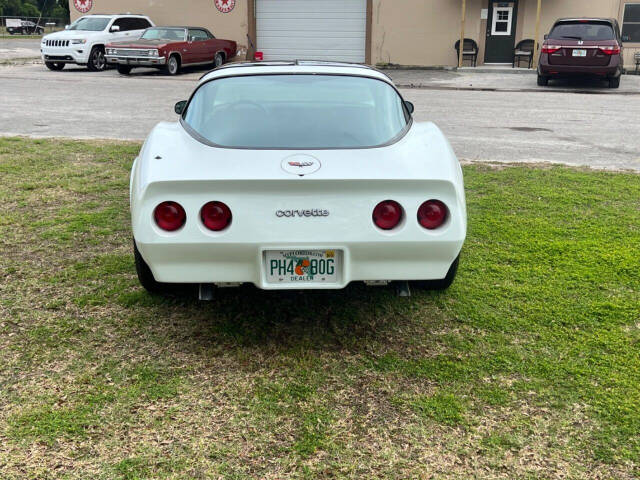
(265, 250, 341, 284)
(572, 49, 587, 57)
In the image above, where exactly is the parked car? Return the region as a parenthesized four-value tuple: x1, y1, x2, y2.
(105, 27, 237, 75)
(40, 14, 154, 72)
(130, 62, 466, 297)
(538, 18, 623, 88)
(7, 20, 44, 35)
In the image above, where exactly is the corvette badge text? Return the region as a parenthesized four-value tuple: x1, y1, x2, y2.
(276, 209, 329, 218)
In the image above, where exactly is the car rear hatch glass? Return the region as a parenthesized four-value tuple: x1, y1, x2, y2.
(182, 74, 411, 149)
(547, 21, 616, 66)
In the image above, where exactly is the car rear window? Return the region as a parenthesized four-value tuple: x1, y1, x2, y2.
(549, 21, 615, 41)
(182, 74, 410, 149)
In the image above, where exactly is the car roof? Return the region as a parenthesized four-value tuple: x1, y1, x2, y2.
(82, 14, 150, 18)
(199, 61, 393, 84)
(146, 26, 209, 30)
(555, 18, 617, 24)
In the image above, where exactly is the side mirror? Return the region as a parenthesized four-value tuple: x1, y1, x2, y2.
(64, 25, 70, 30)
(110, 25, 120, 32)
(404, 101, 414, 115)
(175, 100, 187, 115)
(543, 34, 548, 40)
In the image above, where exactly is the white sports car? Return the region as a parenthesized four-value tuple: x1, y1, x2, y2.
(130, 61, 466, 298)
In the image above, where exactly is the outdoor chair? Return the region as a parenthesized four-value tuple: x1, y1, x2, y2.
(454, 38, 479, 67)
(513, 39, 535, 68)
(635, 52, 640, 73)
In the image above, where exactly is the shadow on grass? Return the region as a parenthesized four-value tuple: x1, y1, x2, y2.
(121, 280, 434, 353)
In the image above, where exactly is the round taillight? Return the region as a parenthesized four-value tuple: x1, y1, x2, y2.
(201, 201, 232, 231)
(373, 200, 403, 230)
(418, 200, 448, 229)
(154, 201, 186, 231)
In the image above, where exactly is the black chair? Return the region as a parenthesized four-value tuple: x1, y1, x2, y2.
(513, 39, 535, 68)
(635, 52, 640, 73)
(454, 38, 479, 67)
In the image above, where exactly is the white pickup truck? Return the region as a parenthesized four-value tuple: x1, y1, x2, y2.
(40, 14, 154, 71)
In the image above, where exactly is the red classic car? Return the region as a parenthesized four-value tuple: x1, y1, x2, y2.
(105, 26, 237, 75)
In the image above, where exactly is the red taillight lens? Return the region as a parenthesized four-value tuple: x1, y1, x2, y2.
(599, 45, 620, 55)
(154, 201, 186, 231)
(417, 200, 448, 230)
(201, 201, 232, 231)
(372, 200, 403, 230)
(542, 45, 562, 54)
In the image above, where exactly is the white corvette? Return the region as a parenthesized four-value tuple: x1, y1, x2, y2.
(130, 61, 466, 297)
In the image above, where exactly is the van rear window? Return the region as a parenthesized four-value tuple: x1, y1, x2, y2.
(549, 21, 615, 41)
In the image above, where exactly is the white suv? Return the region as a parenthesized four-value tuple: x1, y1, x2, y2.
(41, 14, 154, 71)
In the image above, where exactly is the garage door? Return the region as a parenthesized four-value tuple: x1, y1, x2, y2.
(256, 0, 367, 63)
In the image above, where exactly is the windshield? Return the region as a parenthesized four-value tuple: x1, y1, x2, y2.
(183, 75, 409, 149)
(549, 21, 615, 41)
(141, 27, 185, 41)
(68, 17, 110, 31)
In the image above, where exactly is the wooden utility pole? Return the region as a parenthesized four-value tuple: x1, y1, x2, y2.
(532, 0, 542, 69)
(458, 0, 466, 68)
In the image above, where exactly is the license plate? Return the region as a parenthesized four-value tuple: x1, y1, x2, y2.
(572, 49, 587, 57)
(265, 250, 341, 284)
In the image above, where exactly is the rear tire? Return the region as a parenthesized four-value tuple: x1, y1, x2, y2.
(609, 76, 620, 89)
(134, 241, 168, 294)
(45, 62, 65, 71)
(214, 52, 224, 68)
(537, 74, 549, 86)
(165, 54, 180, 75)
(411, 255, 460, 291)
(116, 64, 132, 75)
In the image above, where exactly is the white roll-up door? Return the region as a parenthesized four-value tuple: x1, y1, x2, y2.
(256, 0, 367, 63)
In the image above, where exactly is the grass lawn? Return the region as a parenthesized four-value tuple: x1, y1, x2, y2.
(0, 137, 638, 479)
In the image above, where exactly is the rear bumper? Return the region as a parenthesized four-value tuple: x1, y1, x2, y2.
(106, 55, 166, 67)
(538, 53, 622, 77)
(132, 178, 467, 289)
(136, 239, 464, 289)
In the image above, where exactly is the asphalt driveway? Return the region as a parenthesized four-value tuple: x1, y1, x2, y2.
(0, 63, 639, 171)
(0, 37, 41, 60)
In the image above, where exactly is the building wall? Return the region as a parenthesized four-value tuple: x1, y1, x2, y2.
(69, 0, 640, 68)
(69, 0, 250, 60)
(371, 0, 639, 68)
(370, 0, 485, 67)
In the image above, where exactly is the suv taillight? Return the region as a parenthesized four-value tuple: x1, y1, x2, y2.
(598, 45, 620, 55)
(542, 45, 562, 54)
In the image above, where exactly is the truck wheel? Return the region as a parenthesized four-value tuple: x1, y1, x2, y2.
(117, 65, 132, 75)
(45, 62, 65, 71)
(537, 74, 549, 86)
(411, 255, 460, 291)
(87, 46, 107, 71)
(214, 52, 224, 68)
(165, 55, 180, 75)
(609, 76, 620, 89)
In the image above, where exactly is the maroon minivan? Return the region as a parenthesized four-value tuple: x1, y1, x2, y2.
(538, 18, 623, 89)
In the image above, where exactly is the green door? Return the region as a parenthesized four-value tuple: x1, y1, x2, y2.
(484, 1, 518, 63)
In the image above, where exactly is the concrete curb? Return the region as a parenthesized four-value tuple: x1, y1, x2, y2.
(457, 67, 536, 74)
(394, 83, 640, 95)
